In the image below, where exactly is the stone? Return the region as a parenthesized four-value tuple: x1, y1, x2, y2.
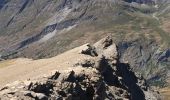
(81, 44, 98, 57)
(36, 93, 47, 100)
(0, 37, 160, 100)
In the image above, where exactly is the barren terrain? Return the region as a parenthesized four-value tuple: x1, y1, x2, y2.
(0, 44, 93, 88)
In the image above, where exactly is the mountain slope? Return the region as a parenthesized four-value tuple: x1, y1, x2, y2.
(0, 0, 170, 89)
(0, 37, 161, 100)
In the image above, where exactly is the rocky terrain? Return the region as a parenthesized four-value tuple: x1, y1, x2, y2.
(0, 0, 170, 99)
(0, 37, 161, 100)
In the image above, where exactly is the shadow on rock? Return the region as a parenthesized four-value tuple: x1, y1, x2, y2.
(117, 62, 146, 100)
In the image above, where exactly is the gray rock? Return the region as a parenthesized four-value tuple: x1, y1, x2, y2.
(81, 44, 98, 57)
(0, 37, 160, 100)
(36, 93, 47, 100)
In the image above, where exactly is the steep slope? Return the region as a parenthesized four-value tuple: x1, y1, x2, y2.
(0, 37, 161, 100)
(0, 0, 169, 89)
(0, 0, 157, 59)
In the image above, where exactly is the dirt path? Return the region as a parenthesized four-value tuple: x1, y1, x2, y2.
(0, 44, 92, 88)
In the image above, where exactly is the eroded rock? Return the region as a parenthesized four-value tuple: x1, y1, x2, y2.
(0, 37, 160, 100)
(81, 44, 98, 57)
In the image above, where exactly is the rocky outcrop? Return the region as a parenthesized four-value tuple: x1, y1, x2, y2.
(117, 39, 170, 87)
(0, 37, 160, 100)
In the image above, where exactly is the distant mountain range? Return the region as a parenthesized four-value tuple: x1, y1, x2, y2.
(124, 0, 170, 4)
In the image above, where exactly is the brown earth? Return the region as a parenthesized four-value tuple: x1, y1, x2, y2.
(0, 44, 93, 88)
(160, 87, 170, 100)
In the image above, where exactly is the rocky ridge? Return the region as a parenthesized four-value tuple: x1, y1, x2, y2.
(0, 0, 170, 88)
(0, 37, 160, 100)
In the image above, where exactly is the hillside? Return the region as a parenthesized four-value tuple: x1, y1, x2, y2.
(0, 0, 168, 59)
(0, 0, 170, 99)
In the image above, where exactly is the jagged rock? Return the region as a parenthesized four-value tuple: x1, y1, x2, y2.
(102, 36, 113, 48)
(0, 37, 160, 100)
(74, 59, 95, 68)
(81, 44, 98, 57)
(94, 36, 117, 64)
(50, 71, 61, 80)
(95, 55, 109, 73)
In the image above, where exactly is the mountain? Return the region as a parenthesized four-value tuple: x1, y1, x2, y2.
(0, 0, 170, 98)
(0, 37, 161, 100)
(124, 0, 170, 4)
(124, 0, 154, 4)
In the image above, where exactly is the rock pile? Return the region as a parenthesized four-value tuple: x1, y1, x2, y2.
(0, 37, 160, 100)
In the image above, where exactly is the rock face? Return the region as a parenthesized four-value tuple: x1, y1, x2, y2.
(0, 37, 160, 100)
(117, 39, 170, 87)
(0, 0, 170, 88)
